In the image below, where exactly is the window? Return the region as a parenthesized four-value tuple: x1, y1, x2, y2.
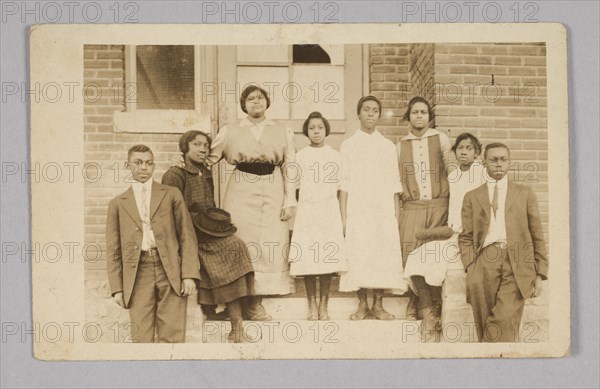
(136, 45, 195, 110)
(114, 45, 215, 134)
(293, 44, 331, 64)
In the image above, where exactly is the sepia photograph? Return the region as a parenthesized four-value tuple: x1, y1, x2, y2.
(29, 23, 569, 360)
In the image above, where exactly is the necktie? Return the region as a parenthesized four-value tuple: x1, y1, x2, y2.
(140, 186, 150, 227)
(491, 184, 499, 218)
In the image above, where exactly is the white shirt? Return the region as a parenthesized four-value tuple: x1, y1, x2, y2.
(447, 161, 487, 232)
(398, 128, 455, 200)
(340, 129, 403, 195)
(483, 174, 508, 248)
(131, 180, 156, 250)
(295, 144, 341, 203)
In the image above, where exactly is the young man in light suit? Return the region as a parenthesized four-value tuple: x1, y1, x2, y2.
(106, 144, 200, 343)
(459, 142, 548, 342)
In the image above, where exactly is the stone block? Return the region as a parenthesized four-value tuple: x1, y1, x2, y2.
(442, 306, 477, 343)
(494, 56, 522, 66)
(442, 273, 466, 297)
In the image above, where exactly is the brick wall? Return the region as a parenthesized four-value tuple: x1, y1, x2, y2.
(433, 43, 548, 236)
(409, 43, 435, 105)
(369, 44, 411, 143)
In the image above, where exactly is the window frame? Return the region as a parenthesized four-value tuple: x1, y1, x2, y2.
(231, 44, 361, 131)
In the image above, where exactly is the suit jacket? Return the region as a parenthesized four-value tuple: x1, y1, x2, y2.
(106, 181, 200, 308)
(458, 181, 549, 298)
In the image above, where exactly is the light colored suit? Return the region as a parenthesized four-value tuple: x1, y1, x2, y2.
(459, 181, 548, 342)
(106, 182, 199, 342)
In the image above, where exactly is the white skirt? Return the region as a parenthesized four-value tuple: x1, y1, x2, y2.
(289, 197, 348, 276)
(403, 234, 461, 290)
(338, 200, 407, 293)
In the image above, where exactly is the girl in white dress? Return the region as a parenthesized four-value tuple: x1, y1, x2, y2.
(338, 96, 408, 321)
(290, 112, 347, 321)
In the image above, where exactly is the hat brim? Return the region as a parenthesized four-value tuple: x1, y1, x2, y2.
(193, 222, 237, 238)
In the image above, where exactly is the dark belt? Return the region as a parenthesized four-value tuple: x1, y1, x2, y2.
(141, 248, 159, 257)
(237, 162, 276, 176)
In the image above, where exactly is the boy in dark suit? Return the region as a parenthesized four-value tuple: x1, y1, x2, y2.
(459, 142, 548, 342)
(106, 144, 200, 343)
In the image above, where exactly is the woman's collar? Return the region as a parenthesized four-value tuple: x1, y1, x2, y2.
(241, 117, 276, 127)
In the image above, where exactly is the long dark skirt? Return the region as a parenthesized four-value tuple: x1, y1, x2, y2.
(198, 272, 255, 305)
(399, 198, 449, 267)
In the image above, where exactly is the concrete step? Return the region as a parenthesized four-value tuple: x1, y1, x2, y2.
(264, 296, 409, 320)
(186, 296, 410, 322)
(186, 318, 426, 344)
(287, 277, 413, 298)
(184, 296, 429, 344)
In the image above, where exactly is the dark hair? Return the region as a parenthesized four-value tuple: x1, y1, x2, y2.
(127, 144, 153, 159)
(356, 95, 382, 117)
(179, 130, 211, 154)
(452, 132, 482, 156)
(302, 111, 331, 137)
(484, 142, 511, 159)
(403, 96, 434, 122)
(240, 85, 271, 114)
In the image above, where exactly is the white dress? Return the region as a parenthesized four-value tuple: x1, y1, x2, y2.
(403, 162, 487, 288)
(289, 145, 348, 276)
(338, 130, 408, 292)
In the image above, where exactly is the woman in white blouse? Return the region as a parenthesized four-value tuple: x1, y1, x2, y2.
(403, 132, 486, 333)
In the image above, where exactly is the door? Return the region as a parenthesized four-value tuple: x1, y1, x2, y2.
(213, 44, 365, 205)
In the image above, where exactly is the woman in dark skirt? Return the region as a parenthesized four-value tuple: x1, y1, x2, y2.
(189, 205, 255, 343)
(162, 130, 226, 321)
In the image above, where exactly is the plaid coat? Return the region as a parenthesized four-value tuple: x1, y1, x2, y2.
(196, 232, 254, 289)
(162, 163, 215, 212)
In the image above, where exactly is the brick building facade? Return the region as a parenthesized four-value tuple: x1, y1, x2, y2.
(84, 42, 548, 342)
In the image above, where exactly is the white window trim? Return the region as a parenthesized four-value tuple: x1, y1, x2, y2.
(113, 45, 215, 134)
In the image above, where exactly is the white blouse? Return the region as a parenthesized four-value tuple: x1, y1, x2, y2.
(447, 161, 487, 232)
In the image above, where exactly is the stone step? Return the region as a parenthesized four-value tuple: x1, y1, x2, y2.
(264, 295, 410, 320)
(287, 276, 366, 298)
(186, 319, 426, 344)
(184, 297, 436, 344)
(287, 276, 413, 298)
(187, 296, 411, 322)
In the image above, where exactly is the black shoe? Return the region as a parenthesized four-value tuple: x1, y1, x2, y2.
(206, 308, 229, 321)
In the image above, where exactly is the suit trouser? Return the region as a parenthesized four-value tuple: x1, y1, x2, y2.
(128, 251, 187, 343)
(466, 243, 525, 342)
